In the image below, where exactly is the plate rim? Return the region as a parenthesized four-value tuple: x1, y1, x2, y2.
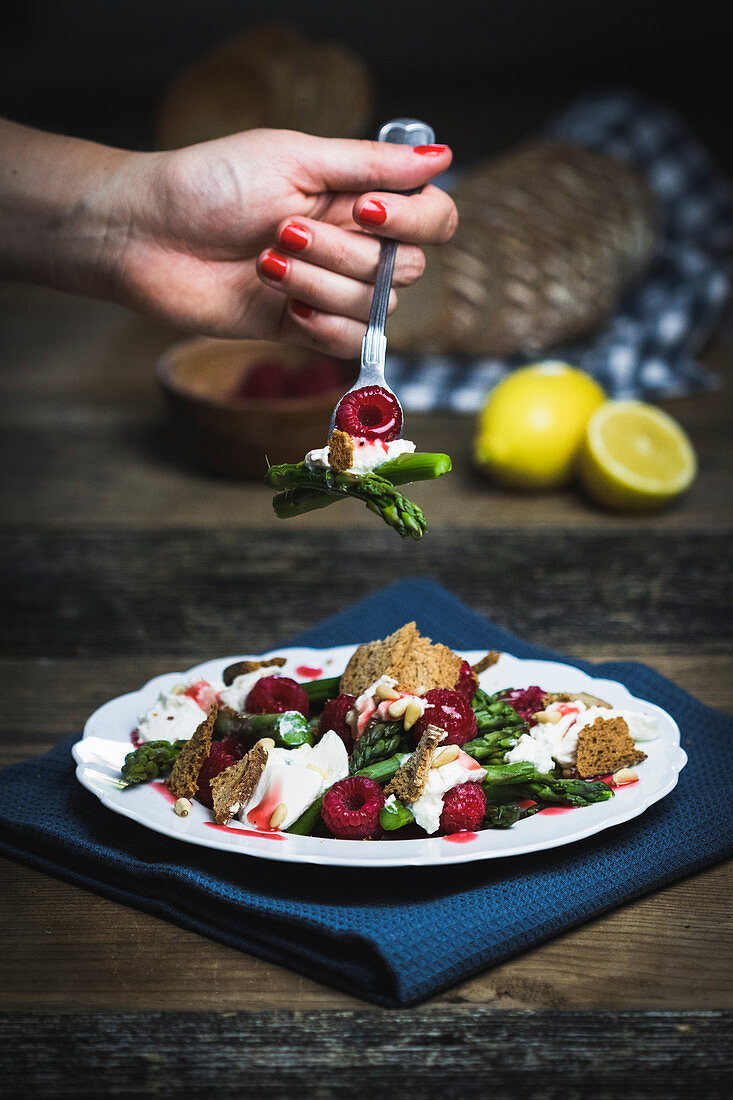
(73, 645, 687, 868)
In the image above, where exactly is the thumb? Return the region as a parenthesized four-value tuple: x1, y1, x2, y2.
(298, 133, 452, 193)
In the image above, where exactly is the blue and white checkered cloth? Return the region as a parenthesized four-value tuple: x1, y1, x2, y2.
(388, 90, 733, 412)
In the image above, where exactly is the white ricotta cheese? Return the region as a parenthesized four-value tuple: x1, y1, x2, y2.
(236, 730, 349, 831)
(304, 435, 416, 475)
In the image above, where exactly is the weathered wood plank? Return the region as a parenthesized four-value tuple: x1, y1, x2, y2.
(0, 1009, 731, 1098)
(1, 530, 730, 659)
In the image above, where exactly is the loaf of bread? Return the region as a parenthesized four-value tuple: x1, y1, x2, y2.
(387, 141, 658, 356)
(155, 22, 374, 149)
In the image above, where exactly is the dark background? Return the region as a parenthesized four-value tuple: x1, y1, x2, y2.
(1, 0, 730, 174)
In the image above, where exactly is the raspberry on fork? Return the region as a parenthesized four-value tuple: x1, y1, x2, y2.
(334, 385, 403, 442)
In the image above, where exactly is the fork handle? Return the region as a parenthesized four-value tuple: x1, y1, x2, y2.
(362, 119, 436, 368)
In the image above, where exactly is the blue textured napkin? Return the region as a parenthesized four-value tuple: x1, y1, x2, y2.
(389, 90, 733, 411)
(1, 578, 731, 1007)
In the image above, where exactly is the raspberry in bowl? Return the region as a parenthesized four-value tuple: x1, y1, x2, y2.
(156, 337, 356, 478)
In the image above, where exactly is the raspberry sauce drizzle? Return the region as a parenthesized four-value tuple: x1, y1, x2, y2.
(204, 822, 285, 840)
(184, 679, 220, 710)
(444, 831, 478, 843)
(296, 665, 322, 678)
(246, 776, 285, 830)
(517, 798, 574, 815)
(153, 780, 178, 804)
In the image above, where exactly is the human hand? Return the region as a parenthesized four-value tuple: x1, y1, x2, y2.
(112, 128, 456, 356)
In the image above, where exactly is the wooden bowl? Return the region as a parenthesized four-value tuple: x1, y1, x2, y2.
(156, 337, 354, 479)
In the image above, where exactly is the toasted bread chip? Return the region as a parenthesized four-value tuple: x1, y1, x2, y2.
(542, 691, 612, 709)
(210, 742, 269, 826)
(327, 429, 355, 473)
(340, 622, 463, 697)
(166, 704, 218, 799)
(576, 716, 647, 779)
(222, 656, 287, 686)
(385, 724, 444, 803)
(471, 652, 500, 675)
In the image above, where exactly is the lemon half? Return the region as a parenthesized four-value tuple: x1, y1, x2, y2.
(473, 362, 606, 489)
(579, 400, 697, 511)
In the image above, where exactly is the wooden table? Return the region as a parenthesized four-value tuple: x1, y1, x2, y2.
(1, 283, 731, 1096)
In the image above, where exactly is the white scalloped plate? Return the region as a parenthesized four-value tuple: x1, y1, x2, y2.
(73, 646, 687, 868)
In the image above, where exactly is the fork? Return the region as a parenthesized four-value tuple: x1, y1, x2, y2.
(328, 117, 436, 439)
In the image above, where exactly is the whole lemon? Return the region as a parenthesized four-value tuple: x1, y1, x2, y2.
(474, 362, 606, 489)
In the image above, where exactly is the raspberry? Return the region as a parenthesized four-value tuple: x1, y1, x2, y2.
(440, 782, 486, 834)
(219, 733, 247, 759)
(235, 360, 291, 400)
(321, 776, 385, 839)
(291, 356, 343, 396)
(319, 693, 357, 750)
(245, 675, 310, 717)
(196, 739, 245, 808)
(498, 686, 546, 722)
(413, 688, 477, 747)
(334, 385, 403, 441)
(454, 660, 478, 703)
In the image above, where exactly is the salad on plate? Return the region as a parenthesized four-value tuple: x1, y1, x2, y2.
(118, 622, 663, 842)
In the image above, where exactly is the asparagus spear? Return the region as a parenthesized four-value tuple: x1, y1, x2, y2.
(349, 720, 408, 775)
(523, 774, 614, 806)
(299, 675, 341, 706)
(214, 709, 314, 749)
(483, 804, 535, 828)
(471, 695, 528, 735)
(380, 798, 415, 831)
(266, 453, 451, 539)
(287, 795, 324, 835)
(354, 753, 405, 785)
(121, 740, 186, 786)
(269, 469, 427, 540)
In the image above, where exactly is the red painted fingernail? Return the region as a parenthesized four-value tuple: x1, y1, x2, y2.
(358, 199, 387, 226)
(261, 250, 287, 281)
(279, 223, 309, 252)
(290, 299, 314, 319)
(413, 144, 449, 156)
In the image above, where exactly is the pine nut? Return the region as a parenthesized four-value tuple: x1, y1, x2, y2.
(403, 701, 422, 730)
(387, 697, 410, 719)
(536, 709, 562, 724)
(433, 745, 460, 768)
(257, 737, 275, 751)
(174, 797, 191, 817)
(612, 768, 638, 785)
(269, 803, 288, 829)
(375, 683, 400, 701)
(170, 683, 187, 695)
